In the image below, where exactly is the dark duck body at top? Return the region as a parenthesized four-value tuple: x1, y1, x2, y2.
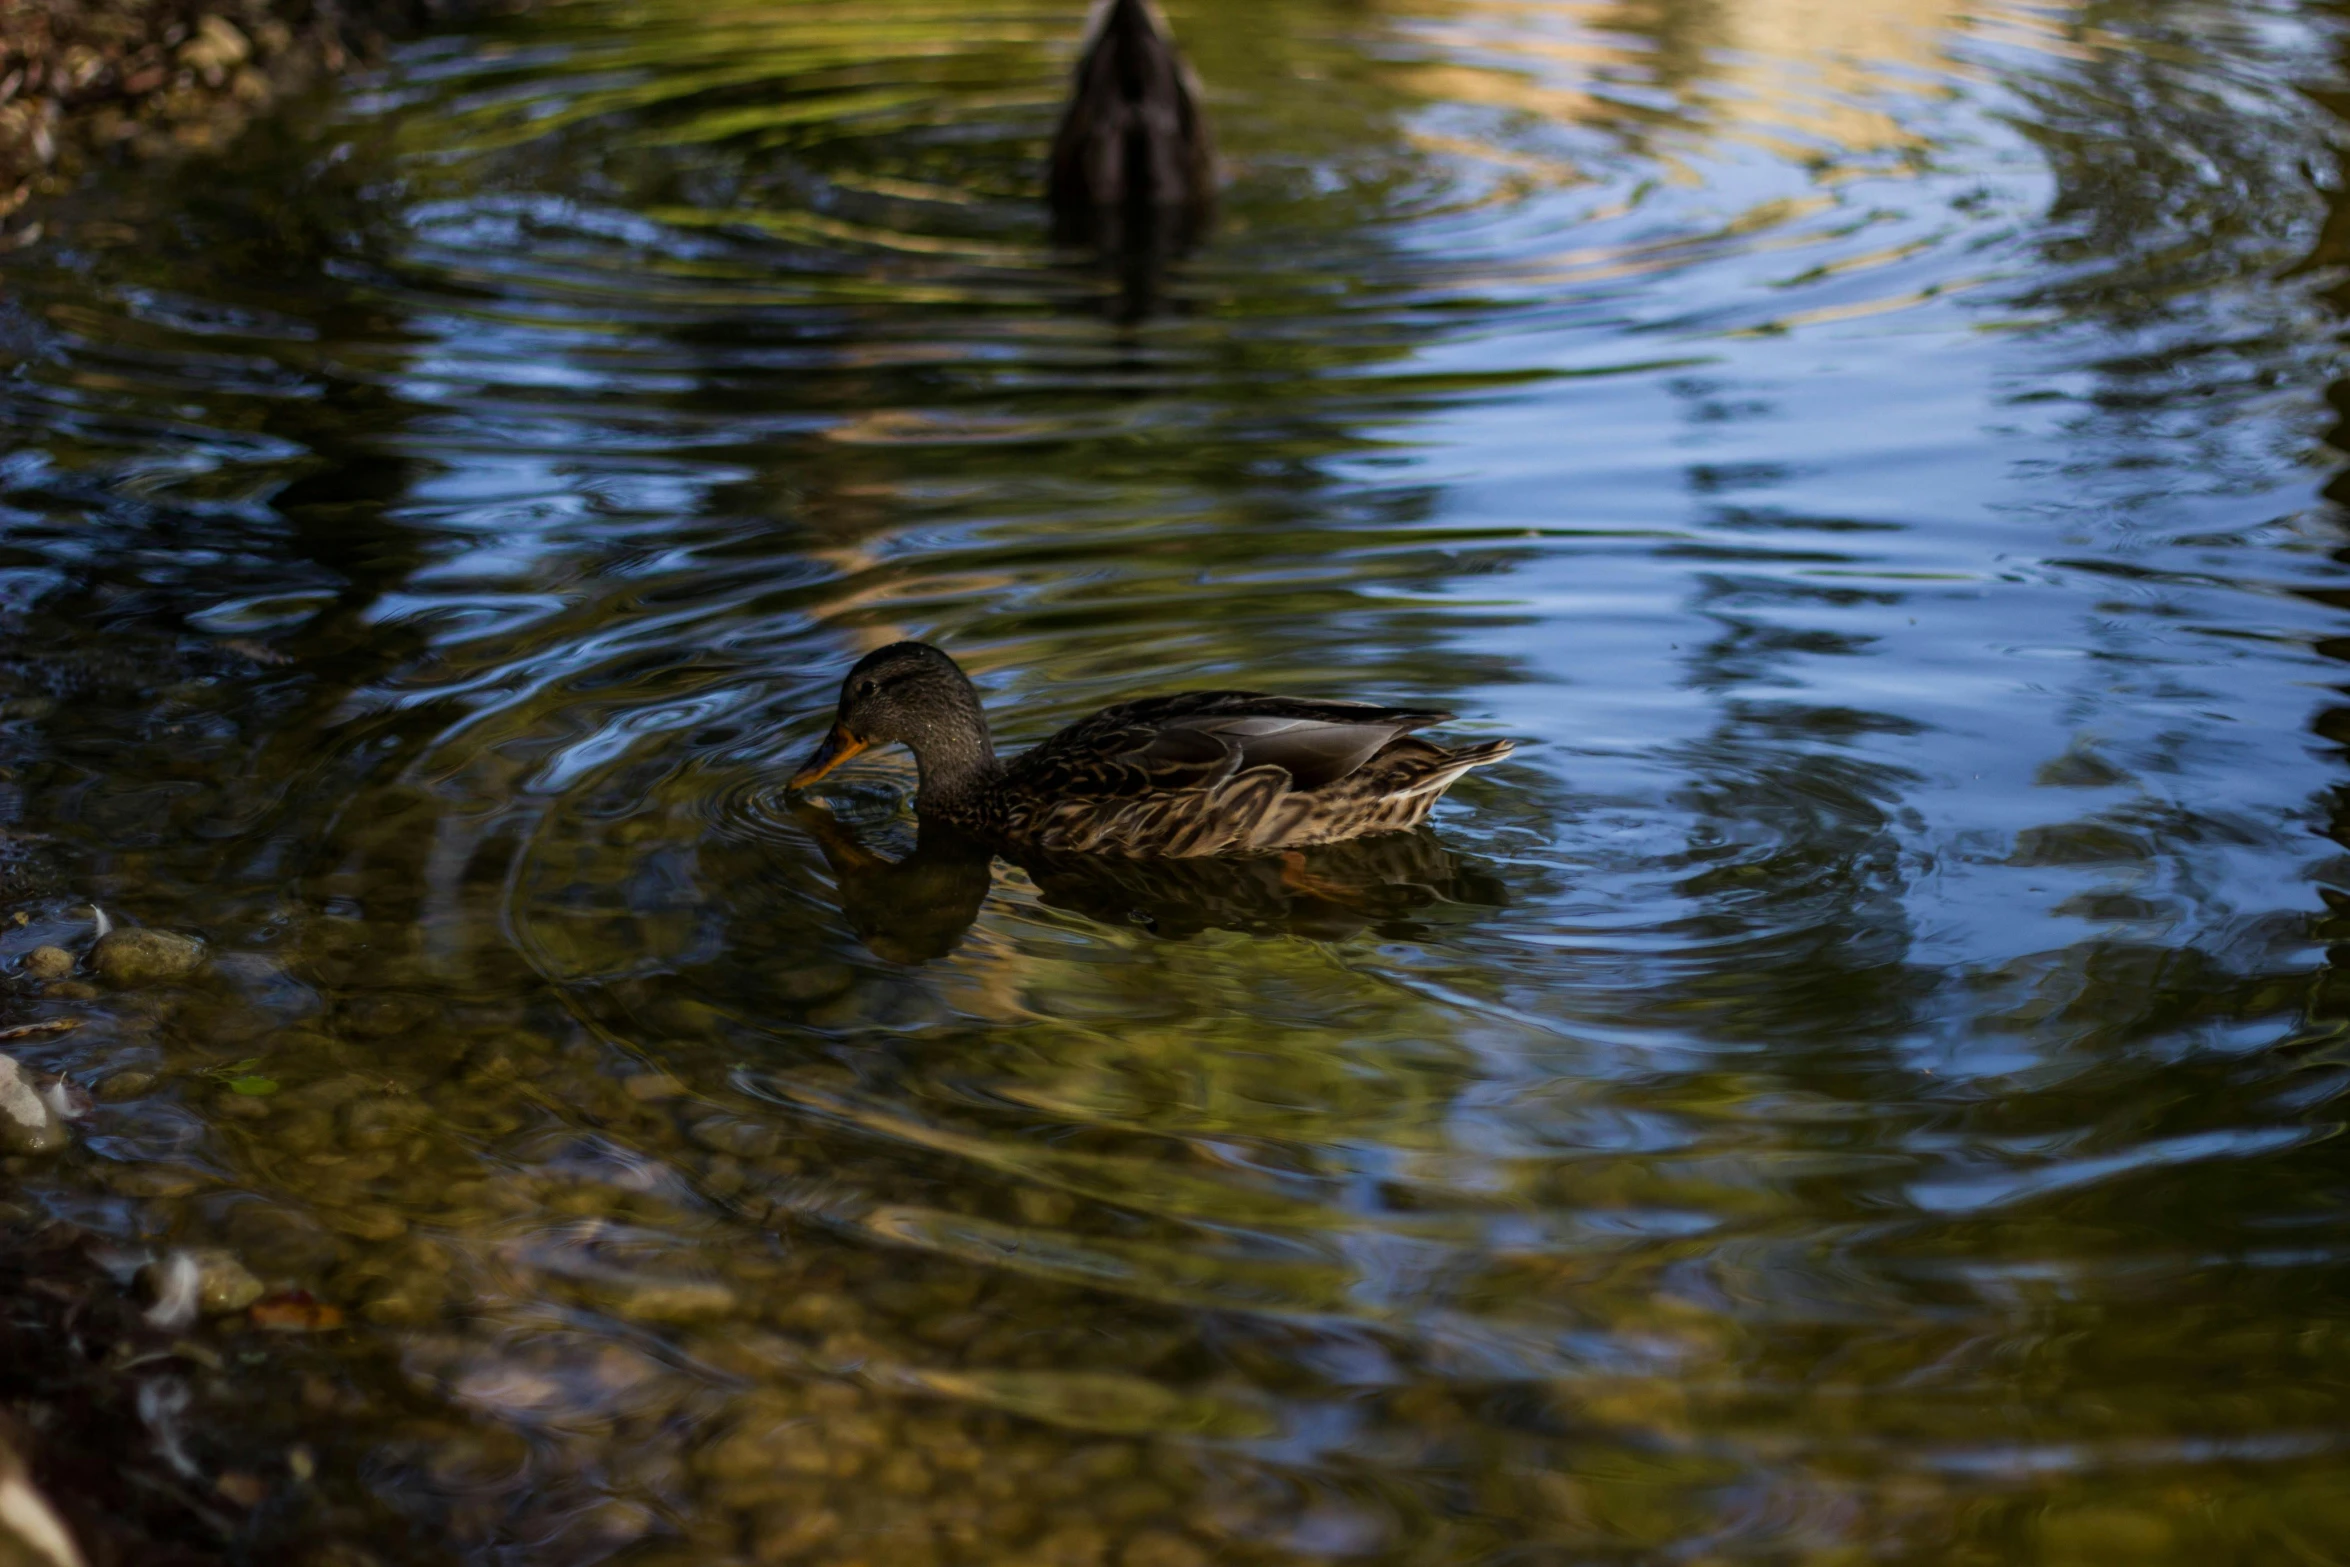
(790, 642, 1515, 858)
(1047, 0, 1215, 248)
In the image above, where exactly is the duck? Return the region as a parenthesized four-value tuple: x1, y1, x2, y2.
(789, 642, 1514, 858)
(1047, 0, 1215, 248)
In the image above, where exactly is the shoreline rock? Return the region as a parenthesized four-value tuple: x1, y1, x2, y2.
(0, 0, 514, 249)
(89, 926, 207, 988)
(0, 1410, 84, 1567)
(0, 1052, 69, 1155)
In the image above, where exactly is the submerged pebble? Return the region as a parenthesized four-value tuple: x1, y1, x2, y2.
(19, 945, 72, 981)
(94, 1070, 154, 1102)
(1120, 1529, 1211, 1567)
(746, 1503, 838, 1562)
(90, 928, 207, 988)
(191, 1249, 267, 1313)
(139, 1247, 266, 1327)
(603, 1278, 740, 1324)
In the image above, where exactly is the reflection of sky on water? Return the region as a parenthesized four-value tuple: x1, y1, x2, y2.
(0, 0, 2347, 1557)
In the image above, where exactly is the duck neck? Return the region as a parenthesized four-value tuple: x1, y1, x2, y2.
(907, 708, 1002, 815)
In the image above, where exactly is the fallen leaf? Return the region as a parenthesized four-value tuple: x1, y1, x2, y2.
(0, 1019, 79, 1041)
(215, 1470, 268, 1508)
(248, 1292, 343, 1333)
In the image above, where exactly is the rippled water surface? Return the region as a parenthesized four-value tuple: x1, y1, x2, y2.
(4, 0, 2350, 1559)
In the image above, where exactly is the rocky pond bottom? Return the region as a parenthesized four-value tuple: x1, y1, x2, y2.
(3, 0, 2350, 1561)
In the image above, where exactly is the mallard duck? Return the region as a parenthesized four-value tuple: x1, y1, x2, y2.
(1047, 0, 1215, 247)
(789, 642, 1514, 858)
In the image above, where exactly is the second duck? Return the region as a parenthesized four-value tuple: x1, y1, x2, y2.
(1047, 0, 1215, 248)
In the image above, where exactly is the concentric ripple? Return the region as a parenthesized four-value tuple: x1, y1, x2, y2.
(0, 0, 2346, 1560)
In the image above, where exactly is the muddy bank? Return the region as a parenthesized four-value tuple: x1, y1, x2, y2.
(0, 0, 485, 247)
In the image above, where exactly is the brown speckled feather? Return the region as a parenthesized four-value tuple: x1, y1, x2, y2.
(794, 643, 1516, 859)
(949, 694, 1512, 856)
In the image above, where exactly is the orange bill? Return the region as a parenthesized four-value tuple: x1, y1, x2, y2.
(789, 724, 870, 790)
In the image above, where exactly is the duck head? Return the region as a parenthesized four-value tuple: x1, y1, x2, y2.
(791, 641, 998, 803)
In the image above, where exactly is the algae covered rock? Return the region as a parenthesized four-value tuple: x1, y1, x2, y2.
(138, 1248, 267, 1327)
(19, 946, 72, 982)
(90, 927, 207, 988)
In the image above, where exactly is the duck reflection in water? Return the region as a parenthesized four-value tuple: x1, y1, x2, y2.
(793, 801, 1507, 962)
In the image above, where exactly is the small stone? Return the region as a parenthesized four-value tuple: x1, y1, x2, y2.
(575, 1498, 652, 1548)
(90, 928, 207, 988)
(95, 1070, 155, 1102)
(698, 1416, 830, 1483)
(775, 1290, 856, 1331)
(177, 15, 251, 73)
(1097, 1480, 1177, 1525)
(139, 1247, 264, 1325)
(702, 1154, 745, 1197)
(0, 1054, 67, 1155)
(624, 1072, 686, 1100)
(874, 1449, 932, 1497)
(192, 1249, 265, 1312)
(105, 1164, 209, 1199)
(20, 946, 70, 981)
(690, 1116, 779, 1158)
(1037, 1523, 1110, 1567)
(747, 1504, 838, 1563)
(321, 1205, 407, 1241)
(2035, 1505, 2175, 1562)
(1015, 1187, 1076, 1226)
(43, 982, 97, 1001)
(605, 1278, 738, 1323)
(1121, 1531, 1210, 1567)
(357, 1286, 439, 1326)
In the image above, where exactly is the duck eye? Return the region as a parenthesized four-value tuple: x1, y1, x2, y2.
(853, 679, 876, 700)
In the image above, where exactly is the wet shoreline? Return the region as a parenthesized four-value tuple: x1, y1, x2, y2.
(0, 0, 504, 248)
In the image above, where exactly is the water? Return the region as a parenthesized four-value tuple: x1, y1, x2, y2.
(2, 0, 2348, 1559)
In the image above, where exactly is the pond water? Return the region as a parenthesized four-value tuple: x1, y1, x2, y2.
(3, 0, 2350, 1560)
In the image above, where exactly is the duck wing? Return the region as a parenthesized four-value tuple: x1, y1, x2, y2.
(1010, 693, 1455, 797)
